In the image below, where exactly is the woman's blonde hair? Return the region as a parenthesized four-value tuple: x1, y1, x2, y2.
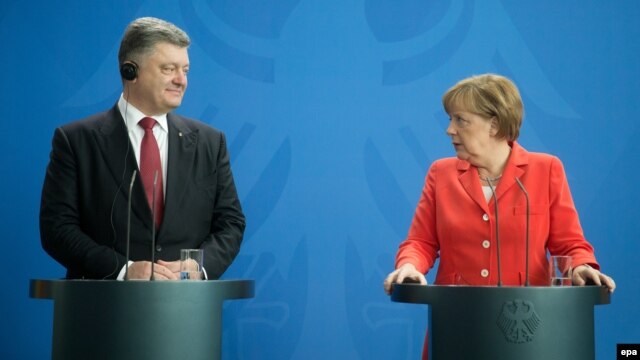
(443, 74, 523, 141)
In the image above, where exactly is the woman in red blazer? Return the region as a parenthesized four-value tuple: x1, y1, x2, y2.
(384, 73, 616, 289)
(383, 74, 615, 358)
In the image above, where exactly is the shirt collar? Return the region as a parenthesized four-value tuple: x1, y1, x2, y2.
(117, 94, 168, 132)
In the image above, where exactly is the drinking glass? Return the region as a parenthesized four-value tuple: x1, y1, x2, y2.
(180, 249, 204, 280)
(549, 255, 572, 286)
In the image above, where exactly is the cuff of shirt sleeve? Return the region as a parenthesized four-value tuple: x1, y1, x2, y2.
(117, 261, 134, 280)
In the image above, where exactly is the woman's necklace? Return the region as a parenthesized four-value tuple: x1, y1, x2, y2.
(481, 174, 502, 183)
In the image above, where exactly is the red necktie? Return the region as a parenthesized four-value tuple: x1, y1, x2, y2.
(138, 117, 164, 227)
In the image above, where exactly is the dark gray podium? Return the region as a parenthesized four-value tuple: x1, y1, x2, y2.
(391, 285, 610, 360)
(30, 279, 254, 360)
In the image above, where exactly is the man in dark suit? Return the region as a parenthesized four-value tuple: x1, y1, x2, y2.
(40, 17, 245, 280)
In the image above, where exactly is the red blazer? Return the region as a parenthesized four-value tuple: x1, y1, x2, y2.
(396, 142, 598, 286)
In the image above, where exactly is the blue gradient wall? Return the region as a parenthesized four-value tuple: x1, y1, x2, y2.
(1, 1, 638, 359)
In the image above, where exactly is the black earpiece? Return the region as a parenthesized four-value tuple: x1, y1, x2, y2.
(120, 61, 139, 81)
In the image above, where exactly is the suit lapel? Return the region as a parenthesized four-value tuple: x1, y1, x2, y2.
(495, 142, 528, 201)
(93, 105, 153, 230)
(457, 160, 490, 214)
(161, 114, 199, 233)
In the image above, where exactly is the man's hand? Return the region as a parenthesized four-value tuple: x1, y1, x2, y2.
(126, 261, 179, 280)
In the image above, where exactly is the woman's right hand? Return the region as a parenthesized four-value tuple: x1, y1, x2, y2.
(383, 263, 427, 295)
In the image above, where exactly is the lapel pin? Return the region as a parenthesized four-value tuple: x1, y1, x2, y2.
(178, 132, 183, 137)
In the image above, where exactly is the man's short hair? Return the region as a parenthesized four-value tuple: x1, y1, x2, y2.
(118, 17, 191, 67)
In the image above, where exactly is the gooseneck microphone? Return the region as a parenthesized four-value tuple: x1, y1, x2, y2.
(485, 179, 502, 287)
(515, 177, 530, 287)
(124, 170, 137, 280)
(150, 170, 158, 281)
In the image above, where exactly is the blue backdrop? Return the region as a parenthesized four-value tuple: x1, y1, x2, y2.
(1, 1, 638, 359)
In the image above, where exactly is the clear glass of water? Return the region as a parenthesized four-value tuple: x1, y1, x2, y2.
(180, 249, 204, 280)
(549, 255, 572, 286)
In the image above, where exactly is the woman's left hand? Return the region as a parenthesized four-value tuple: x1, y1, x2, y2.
(572, 264, 616, 293)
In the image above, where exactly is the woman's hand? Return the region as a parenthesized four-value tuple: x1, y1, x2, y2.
(383, 263, 427, 295)
(572, 264, 616, 293)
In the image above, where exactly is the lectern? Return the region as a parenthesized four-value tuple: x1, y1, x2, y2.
(391, 285, 610, 360)
(30, 279, 254, 360)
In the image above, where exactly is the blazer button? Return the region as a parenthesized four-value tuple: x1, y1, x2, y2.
(482, 240, 490, 249)
(482, 213, 489, 221)
(155, 245, 162, 252)
(480, 269, 489, 278)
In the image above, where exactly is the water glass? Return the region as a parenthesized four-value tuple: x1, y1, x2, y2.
(180, 249, 204, 280)
(549, 255, 572, 286)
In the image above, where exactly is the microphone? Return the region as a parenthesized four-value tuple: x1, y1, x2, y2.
(485, 179, 502, 287)
(515, 177, 530, 286)
(124, 170, 137, 280)
(150, 170, 158, 281)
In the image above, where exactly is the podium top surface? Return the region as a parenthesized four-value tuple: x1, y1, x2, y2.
(391, 284, 610, 306)
(29, 278, 255, 301)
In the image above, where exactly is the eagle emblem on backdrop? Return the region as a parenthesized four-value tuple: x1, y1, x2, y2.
(496, 299, 541, 344)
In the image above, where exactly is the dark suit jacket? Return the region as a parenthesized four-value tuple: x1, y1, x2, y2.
(40, 104, 245, 279)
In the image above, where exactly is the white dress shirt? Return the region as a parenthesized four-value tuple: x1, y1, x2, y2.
(117, 94, 168, 196)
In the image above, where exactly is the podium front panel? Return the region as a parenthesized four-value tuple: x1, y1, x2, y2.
(392, 285, 610, 360)
(30, 279, 254, 360)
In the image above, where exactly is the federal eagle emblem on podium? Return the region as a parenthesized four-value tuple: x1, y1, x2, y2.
(496, 299, 541, 343)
